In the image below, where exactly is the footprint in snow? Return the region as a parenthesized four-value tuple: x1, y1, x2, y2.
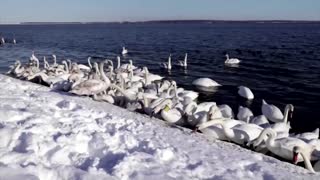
(56, 100, 82, 111)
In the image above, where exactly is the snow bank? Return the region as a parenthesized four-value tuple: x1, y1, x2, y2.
(0, 74, 318, 180)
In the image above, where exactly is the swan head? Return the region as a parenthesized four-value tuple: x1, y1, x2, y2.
(253, 128, 275, 147)
(163, 104, 170, 112)
(208, 105, 219, 119)
(15, 60, 21, 66)
(286, 104, 294, 119)
(52, 54, 56, 59)
(262, 99, 267, 105)
(171, 81, 177, 87)
(292, 146, 303, 164)
(143, 67, 148, 73)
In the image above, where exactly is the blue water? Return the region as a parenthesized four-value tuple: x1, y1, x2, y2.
(1, 23, 320, 133)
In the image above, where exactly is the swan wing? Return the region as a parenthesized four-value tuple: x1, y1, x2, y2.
(262, 104, 284, 122)
(238, 86, 254, 99)
(77, 64, 91, 71)
(192, 78, 221, 87)
(161, 109, 182, 123)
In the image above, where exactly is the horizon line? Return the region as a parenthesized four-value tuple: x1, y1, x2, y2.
(1, 19, 320, 25)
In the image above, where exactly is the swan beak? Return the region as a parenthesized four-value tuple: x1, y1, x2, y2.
(293, 152, 298, 164)
(164, 105, 170, 112)
(150, 111, 155, 118)
(192, 127, 199, 133)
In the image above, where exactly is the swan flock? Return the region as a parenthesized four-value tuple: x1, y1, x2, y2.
(6, 51, 320, 173)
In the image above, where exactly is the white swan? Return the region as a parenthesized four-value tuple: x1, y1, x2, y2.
(192, 78, 221, 88)
(137, 92, 159, 115)
(294, 128, 319, 141)
(262, 100, 294, 123)
(77, 57, 92, 71)
(237, 106, 253, 122)
(198, 119, 261, 145)
(31, 52, 40, 64)
(171, 81, 198, 101)
(160, 54, 172, 70)
(177, 53, 187, 68)
(27, 61, 69, 85)
(1, 37, 5, 44)
(122, 47, 128, 55)
(150, 98, 183, 124)
(250, 115, 270, 127)
(218, 104, 234, 119)
(225, 54, 240, 64)
(253, 128, 313, 161)
(185, 102, 223, 127)
(121, 59, 136, 70)
(293, 146, 320, 173)
(143, 67, 163, 85)
(52, 54, 58, 67)
(70, 61, 111, 96)
(238, 86, 254, 100)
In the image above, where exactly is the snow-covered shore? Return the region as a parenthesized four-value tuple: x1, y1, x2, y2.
(0, 74, 318, 180)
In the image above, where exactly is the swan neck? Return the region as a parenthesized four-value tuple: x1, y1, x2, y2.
(15, 62, 21, 72)
(172, 84, 178, 98)
(130, 69, 133, 80)
(265, 129, 277, 149)
(221, 122, 235, 140)
(44, 58, 49, 69)
(283, 105, 291, 123)
(117, 57, 120, 69)
(35, 58, 39, 69)
(88, 58, 92, 69)
(99, 62, 110, 84)
(63, 61, 69, 73)
(53, 56, 57, 65)
(300, 149, 315, 173)
(184, 54, 187, 66)
(143, 95, 149, 107)
(144, 68, 149, 85)
(111, 84, 134, 101)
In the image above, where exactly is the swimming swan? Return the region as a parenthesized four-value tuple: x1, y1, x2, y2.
(160, 54, 172, 70)
(192, 78, 221, 88)
(225, 54, 240, 65)
(262, 100, 294, 123)
(177, 53, 187, 68)
(238, 86, 254, 100)
(237, 106, 253, 122)
(122, 47, 128, 55)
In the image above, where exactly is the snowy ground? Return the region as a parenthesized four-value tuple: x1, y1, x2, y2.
(0, 74, 318, 180)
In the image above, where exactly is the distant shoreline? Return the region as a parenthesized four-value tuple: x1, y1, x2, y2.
(0, 20, 319, 25)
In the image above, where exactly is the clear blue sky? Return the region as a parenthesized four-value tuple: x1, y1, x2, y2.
(0, 0, 319, 23)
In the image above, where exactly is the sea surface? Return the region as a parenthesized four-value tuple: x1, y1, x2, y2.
(0, 22, 320, 133)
